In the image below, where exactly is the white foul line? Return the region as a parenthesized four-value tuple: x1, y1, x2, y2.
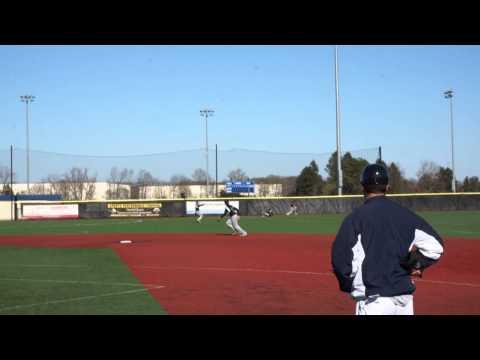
(0, 277, 163, 288)
(132, 265, 480, 289)
(415, 278, 480, 288)
(0, 285, 164, 313)
(133, 265, 333, 277)
(0, 264, 88, 268)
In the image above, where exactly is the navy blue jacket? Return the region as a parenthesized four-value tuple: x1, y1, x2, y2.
(331, 196, 444, 299)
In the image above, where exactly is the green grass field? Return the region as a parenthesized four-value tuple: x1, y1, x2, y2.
(0, 211, 479, 238)
(0, 247, 166, 315)
(0, 211, 479, 314)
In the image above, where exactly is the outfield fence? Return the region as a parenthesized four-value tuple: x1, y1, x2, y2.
(5, 192, 480, 221)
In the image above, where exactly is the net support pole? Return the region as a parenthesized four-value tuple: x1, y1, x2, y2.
(449, 96, 456, 193)
(334, 45, 343, 196)
(215, 144, 218, 197)
(10, 145, 14, 221)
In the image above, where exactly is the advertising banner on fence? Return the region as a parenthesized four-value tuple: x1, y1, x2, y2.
(186, 201, 239, 215)
(107, 202, 163, 217)
(22, 204, 79, 220)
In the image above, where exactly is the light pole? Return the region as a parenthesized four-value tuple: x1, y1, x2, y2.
(334, 46, 343, 195)
(20, 95, 35, 193)
(200, 109, 214, 197)
(444, 89, 456, 192)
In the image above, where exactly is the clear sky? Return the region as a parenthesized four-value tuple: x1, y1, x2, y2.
(0, 45, 478, 181)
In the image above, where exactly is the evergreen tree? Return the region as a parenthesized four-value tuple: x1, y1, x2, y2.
(295, 160, 324, 195)
(325, 152, 368, 194)
(437, 167, 453, 192)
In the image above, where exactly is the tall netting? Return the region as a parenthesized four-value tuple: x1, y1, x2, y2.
(219, 147, 380, 179)
(1, 147, 380, 183)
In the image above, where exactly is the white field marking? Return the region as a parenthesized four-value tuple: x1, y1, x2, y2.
(0, 277, 163, 288)
(132, 265, 333, 277)
(415, 279, 480, 288)
(0, 264, 88, 268)
(15, 220, 145, 229)
(132, 265, 480, 289)
(0, 285, 165, 313)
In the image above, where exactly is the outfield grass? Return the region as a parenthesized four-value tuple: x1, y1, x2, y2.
(415, 211, 480, 238)
(0, 211, 479, 238)
(0, 247, 166, 315)
(0, 210, 478, 314)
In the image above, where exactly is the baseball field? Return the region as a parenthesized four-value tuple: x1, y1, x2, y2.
(0, 210, 479, 315)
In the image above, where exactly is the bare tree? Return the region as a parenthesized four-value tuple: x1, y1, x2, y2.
(85, 180, 96, 200)
(257, 183, 270, 197)
(107, 167, 134, 199)
(191, 168, 213, 183)
(0, 165, 12, 194)
(177, 184, 192, 198)
(107, 167, 120, 199)
(279, 176, 297, 196)
(137, 170, 157, 199)
(47, 175, 69, 199)
(252, 174, 293, 196)
(227, 168, 248, 181)
(416, 161, 440, 193)
(192, 168, 215, 196)
(30, 183, 47, 194)
(415, 161, 453, 193)
(462, 176, 480, 192)
(65, 167, 97, 200)
(261, 183, 282, 196)
(170, 174, 191, 198)
(192, 168, 207, 182)
(47, 168, 96, 200)
(154, 186, 168, 199)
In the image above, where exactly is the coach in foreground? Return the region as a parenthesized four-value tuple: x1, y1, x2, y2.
(331, 164, 444, 315)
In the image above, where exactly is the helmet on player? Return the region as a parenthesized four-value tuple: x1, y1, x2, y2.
(360, 164, 389, 186)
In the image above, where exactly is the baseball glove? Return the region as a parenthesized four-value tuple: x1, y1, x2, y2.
(400, 246, 427, 278)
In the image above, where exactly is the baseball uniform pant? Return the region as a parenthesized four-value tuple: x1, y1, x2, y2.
(355, 295, 414, 315)
(227, 215, 247, 236)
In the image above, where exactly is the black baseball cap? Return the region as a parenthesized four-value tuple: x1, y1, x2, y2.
(360, 164, 389, 186)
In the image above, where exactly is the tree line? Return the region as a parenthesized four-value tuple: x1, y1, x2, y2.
(292, 152, 480, 196)
(0, 165, 270, 200)
(1, 154, 480, 199)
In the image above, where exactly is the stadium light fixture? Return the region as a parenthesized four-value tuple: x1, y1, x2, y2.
(20, 94, 35, 193)
(200, 109, 214, 197)
(443, 89, 456, 192)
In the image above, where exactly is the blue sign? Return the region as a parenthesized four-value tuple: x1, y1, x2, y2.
(225, 181, 255, 194)
(0, 194, 63, 201)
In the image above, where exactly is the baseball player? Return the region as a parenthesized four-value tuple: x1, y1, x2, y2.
(194, 201, 204, 223)
(220, 200, 247, 237)
(286, 203, 298, 216)
(262, 208, 274, 217)
(331, 164, 444, 315)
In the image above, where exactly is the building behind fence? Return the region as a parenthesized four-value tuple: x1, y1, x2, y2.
(1, 146, 379, 200)
(9, 182, 283, 200)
